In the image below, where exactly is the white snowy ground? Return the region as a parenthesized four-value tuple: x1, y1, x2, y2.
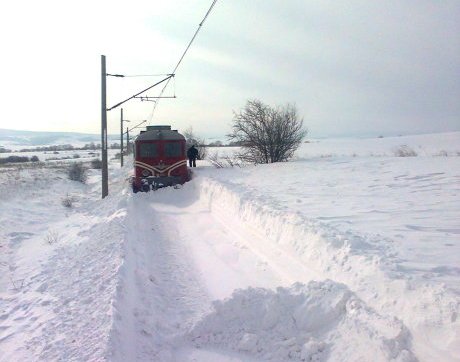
(0, 132, 459, 362)
(0, 149, 119, 162)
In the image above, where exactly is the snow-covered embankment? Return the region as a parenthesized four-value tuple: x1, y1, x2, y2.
(179, 175, 459, 361)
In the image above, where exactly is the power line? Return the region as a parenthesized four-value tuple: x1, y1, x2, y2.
(123, 74, 172, 77)
(148, 0, 218, 122)
(107, 73, 173, 78)
(107, 74, 173, 111)
(172, 0, 218, 75)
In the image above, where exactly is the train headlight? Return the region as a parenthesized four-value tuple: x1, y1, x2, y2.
(142, 169, 150, 177)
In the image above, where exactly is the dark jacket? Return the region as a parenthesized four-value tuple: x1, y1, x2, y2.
(187, 146, 199, 159)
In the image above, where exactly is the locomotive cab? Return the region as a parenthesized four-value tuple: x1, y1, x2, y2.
(132, 125, 189, 192)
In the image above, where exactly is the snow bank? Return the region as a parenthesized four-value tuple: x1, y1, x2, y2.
(193, 176, 459, 361)
(189, 280, 415, 361)
(0, 163, 128, 361)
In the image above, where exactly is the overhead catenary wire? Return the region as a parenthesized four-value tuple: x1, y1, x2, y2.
(107, 73, 172, 78)
(148, 0, 218, 122)
(123, 74, 173, 77)
(125, 119, 148, 134)
(107, 74, 173, 111)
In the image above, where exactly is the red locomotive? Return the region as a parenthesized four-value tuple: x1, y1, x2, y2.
(131, 125, 190, 192)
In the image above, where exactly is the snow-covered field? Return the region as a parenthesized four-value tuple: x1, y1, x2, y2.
(0, 149, 119, 163)
(0, 132, 459, 361)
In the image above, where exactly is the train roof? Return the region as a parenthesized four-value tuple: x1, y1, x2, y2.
(136, 125, 185, 141)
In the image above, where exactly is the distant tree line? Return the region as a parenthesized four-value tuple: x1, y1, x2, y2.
(0, 155, 40, 164)
(0, 142, 122, 154)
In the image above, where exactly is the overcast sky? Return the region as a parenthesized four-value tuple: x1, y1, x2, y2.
(0, 0, 458, 139)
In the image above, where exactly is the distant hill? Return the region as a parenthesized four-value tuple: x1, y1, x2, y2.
(0, 129, 118, 148)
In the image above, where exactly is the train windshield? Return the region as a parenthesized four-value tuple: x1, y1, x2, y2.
(139, 143, 158, 157)
(164, 142, 182, 157)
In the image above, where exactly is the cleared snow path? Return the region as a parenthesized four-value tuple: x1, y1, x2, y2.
(109, 184, 287, 361)
(108, 179, 421, 361)
(108, 193, 210, 361)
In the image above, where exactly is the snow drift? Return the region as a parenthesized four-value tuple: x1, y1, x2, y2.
(189, 281, 415, 361)
(191, 175, 459, 361)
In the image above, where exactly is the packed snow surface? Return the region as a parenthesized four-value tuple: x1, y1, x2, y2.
(0, 132, 459, 361)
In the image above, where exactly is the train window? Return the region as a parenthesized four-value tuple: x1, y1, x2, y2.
(139, 143, 157, 157)
(164, 142, 182, 157)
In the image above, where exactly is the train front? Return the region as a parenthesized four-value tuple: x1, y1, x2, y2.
(132, 125, 189, 192)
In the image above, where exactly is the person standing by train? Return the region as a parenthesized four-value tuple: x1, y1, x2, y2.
(187, 145, 199, 167)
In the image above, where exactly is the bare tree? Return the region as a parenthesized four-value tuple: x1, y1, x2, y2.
(228, 100, 307, 163)
(183, 126, 207, 160)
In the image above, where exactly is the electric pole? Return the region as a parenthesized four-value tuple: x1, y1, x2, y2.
(101, 55, 108, 199)
(120, 108, 124, 167)
(126, 127, 130, 155)
(100, 59, 174, 198)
